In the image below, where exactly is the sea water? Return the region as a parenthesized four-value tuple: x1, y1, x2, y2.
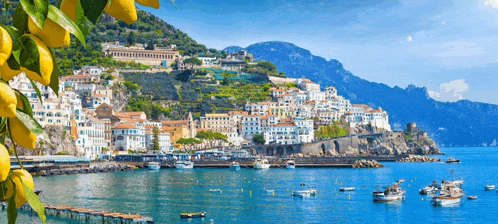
(1, 147, 497, 223)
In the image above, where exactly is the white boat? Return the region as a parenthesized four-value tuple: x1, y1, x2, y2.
(230, 161, 241, 171)
(209, 189, 221, 192)
(340, 187, 355, 192)
(419, 186, 437, 195)
(467, 196, 477, 200)
(372, 185, 405, 202)
(434, 180, 464, 189)
(253, 159, 270, 169)
(176, 160, 194, 169)
(148, 162, 161, 170)
(432, 185, 464, 206)
(485, 185, 495, 191)
(397, 179, 406, 183)
(292, 189, 317, 198)
(286, 160, 296, 169)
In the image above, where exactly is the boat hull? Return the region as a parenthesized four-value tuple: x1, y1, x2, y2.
(176, 164, 194, 169)
(148, 165, 160, 170)
(286, 165, 295, 169)
(254, 164, 270, 169)
(373, 192, 404, 202)
(432, 197, 462, 206)
(230, 165, 241, 171)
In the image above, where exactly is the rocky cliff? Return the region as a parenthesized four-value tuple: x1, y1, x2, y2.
(5, 125, 78, 156)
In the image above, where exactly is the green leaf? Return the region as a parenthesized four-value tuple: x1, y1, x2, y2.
(47, 5, 86, 47)
(23, 182, 47, 224)
(6, 55, 21, 71)
(29, 79, 44, 107)
(17, 35, 42, 79)
(76, 0, 94, 36)
(16, 110, 51, 144)
(80, 0, 109, 24)
(12, 4, 28, 33)
(19, 0, 49, 30)
(48, 48, 59, 96)
(7, 178, 17, 224)
(13, 89, 34, 118)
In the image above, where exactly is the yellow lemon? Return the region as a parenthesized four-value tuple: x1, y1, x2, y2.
(0, 60, 22, 81)
(0, 26, 12, 66)
(0, 144, 11, 182)
(21, 34, 53, 86)
(8, 117, 37, 151)
(0, 82, 17, 118)
(15, 92, 24, 110)
(28, 17, 70, 48)
(105, 0, 138, 25)
(60, 0, 78, 23)
(5, 170, 34, 208)
(135, 0, 160, 9)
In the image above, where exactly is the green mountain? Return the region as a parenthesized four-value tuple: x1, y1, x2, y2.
(225, 41, 498, 147)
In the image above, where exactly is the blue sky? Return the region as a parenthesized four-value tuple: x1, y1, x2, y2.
(140, 0, 498, 105)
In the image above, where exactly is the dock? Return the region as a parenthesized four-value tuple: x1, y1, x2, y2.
(2, 203, 154, 223)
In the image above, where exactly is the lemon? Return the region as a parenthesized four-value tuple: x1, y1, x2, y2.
(21, 34, 53, 86)
(105, 0, 138, 25)
(60, 0, 78, 23)
(5, 170, 34, 208)
(135, 0, 160, 9)
(0, 82, 17, 118)
(0, 60, 22, 81)
(28, 17, 70, 48)
(8, 117, 37, 151)
(0, 144, 10, 182)
(0, 26, 12, 66)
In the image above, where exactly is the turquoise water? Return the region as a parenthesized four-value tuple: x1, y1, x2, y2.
(2, 147, 498, 223)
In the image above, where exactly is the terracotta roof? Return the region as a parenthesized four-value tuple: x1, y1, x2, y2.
(162, 120, 187, 125)
(303, 80, 315, 84)
(145, 125, 155, 129)
(345, 112, 352, 115)
(196, 128, 208, 132)
(113, 124, 137, 129)
(275, 124, 296, 127)
(245, 115, 260, 117)
(161, 127, 179, 131)
(70, 75, 90, 78)
(353, 104, 370, 108)
(94, 94, 108, 97)
(260, 117, 269, 120)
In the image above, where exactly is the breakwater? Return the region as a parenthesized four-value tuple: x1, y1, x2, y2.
(397, 155, 441, 162)
(40, 163, 135, 176)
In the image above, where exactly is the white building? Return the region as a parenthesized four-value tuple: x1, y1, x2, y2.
(145, 130, 173, 153)
(112, 124, 146, 152)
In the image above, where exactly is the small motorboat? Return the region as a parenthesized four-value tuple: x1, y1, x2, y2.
(467, 196, 477, 200)
(180, 212, 206, 219)
(176, 160, 194, 169)
(265, 189, 275, 193)
(286, 160, 296, 169)
(432, 185, 464, 206)
(419, 186, 437, 195)
(485, 185, 495, 191)
(148, 162, 161, 170)
(445, 158, 460, 164)
(253, 159, 270, 169)
(397, 179, 406, 183)
(340, 187, 355, 192)
(209, 189, 221, 192)
(292, 189, 316, 198)
(230, 161, 241, 171)
(372, 184, 405, 202)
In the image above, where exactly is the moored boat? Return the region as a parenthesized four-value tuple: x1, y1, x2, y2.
(397, 179, 406, 183)
(230, 161, 241, 171)
(372, 185, 405, 202)
(148, 162, 161, 170)
(467, 196, 477, 200)
(180, 212, 206, 219)
(292, 189, 317, 198)
(340, 187, 355, 192)
(253, 159, 270, 169)
(431, 185, 464, 206)
(485, 185, 495, 191)
(286, 160, 296, 169)
(175, 160, 194, 169)
(419, 186, 437, 195)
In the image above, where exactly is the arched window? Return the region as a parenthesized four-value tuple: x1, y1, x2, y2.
(117, 136, 124, 140)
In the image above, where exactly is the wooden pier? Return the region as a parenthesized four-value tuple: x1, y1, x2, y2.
(1, 203, 154, 223)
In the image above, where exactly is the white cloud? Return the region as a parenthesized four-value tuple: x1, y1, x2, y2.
(485, 0, 498, 9)
(407, 36, 412, 42)
(428, 79, 469, 102)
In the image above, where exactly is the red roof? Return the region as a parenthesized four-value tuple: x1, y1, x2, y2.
(113, 124, 137, 129)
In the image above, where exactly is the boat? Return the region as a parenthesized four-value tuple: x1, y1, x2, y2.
(397, 179, 406, 183)
(292, 189, 317, 198)
(286, 160, 296, 169)
(372, 185, 405, 202)
(209, 189, 221, 192)
(431, 185, 464, 206)
(175, 160, 194, 169)
(180, 212, 206, 219)
(434, 180, 464, 189)
(485, 185, 495, 191)
(419, 185, 437, 195)
(253, 159, 270, 169)
(148, 162, 161, 170)
(467, 196, 477, 200)
(445, 158, 461, 163)
(230, 161, 241, 171)
(340, 187, 355, 192)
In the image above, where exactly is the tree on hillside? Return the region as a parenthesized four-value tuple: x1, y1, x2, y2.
(209, 48, 218, 53)
(196, 131, 228, 149)
(222, 77, 230, 86)
(151, 127, 160, 151)
(145, 39, 157, 50)
(127, 31, 137, 45)
(176, 138, 202, 152)
(183, 57, 202, 71)
(256, 62, 277, 71)
(253, 134, 265, 144)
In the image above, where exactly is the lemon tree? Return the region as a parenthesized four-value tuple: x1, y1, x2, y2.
(0, 0, 170, 222)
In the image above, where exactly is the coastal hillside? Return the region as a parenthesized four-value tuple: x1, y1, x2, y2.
(225, 42, 498, 147)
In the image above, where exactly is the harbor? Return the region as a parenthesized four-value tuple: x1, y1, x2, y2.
(1, 147, 497, 223)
